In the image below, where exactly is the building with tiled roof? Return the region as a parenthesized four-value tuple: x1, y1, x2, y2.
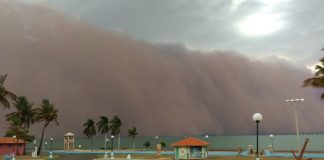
(172, 137, 208, 159)
(0, 137, 25, 155)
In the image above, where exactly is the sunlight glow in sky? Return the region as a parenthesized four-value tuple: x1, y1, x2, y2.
(238, 12, 284, 36)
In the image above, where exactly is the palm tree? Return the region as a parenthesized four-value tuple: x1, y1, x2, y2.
(143, 141, 150, 149)
(303, 57, 324, 99)
(83, 119, 96, 151)
(5, 116, 35, 155)
(0, 74, 16, 108)
(127, 126, 138, 149)
(6, 96, 35, 155)
(6, 96, 35, 129)
(109, 115, 122, 150)
(96, 116, 110, 150)
(34, 99, 59, 155)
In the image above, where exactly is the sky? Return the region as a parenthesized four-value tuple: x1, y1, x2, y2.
(18, 0, 324, 66)
(0, 0, 323, 138)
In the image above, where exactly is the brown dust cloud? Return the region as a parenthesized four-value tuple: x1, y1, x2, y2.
(0, 1, 322, 137)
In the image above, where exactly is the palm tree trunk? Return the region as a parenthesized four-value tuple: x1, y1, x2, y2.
(23, 122, 28, 131)
(118, 134, 120, 150)
(133, 139, 135, 150)
(23, 142, 26, 155)
(37, 122, 47, 155)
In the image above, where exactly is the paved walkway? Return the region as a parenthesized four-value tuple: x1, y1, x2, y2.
(59, 155, 96, 160)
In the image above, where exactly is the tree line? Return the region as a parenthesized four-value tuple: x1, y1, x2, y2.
(0, 74, 59, 156)
(83, 115, 138, 151)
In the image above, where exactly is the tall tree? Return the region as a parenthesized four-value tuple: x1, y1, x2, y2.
(35, 99, 59, 155)
(0, 74, 16, 108)
(109, 115, 122, 149)
(83, 119, 97, 151)
(303, 57, 324, 99)
(127, 126, 138, 149)
(96, 116, 110, 150)
(6, 96, 35, 129)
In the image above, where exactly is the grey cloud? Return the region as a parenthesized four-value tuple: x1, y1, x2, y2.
(35, 0, 324, 65)
(0, 1, 323, 137)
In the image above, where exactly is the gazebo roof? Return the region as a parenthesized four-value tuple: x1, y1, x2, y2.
(0, 137, 25, 144)
(64, 132, 75, 136)
(172, 137, 209, 147)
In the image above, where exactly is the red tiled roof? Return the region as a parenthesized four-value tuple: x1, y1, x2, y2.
(0, 137, 25, 144)
(172, 137, 209, 147)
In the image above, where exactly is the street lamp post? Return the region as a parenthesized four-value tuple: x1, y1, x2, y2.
(50, 138, 53, 151)
(205, 134, 209, 152)
(269, 134, 274, 154)
(155, 136, 159, 149)
(253, 113, 263, 160)
(33, 140, 37, 152)
(285, 98, 304, 153)
(111, 135, 115, 159)
(106, 138, 109, 151)
(12, 135, 16, 155)
(44, 142, 48, 152)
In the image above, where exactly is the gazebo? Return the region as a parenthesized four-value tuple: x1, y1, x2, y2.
(172, 137, 208, 160)
(64, 132, 75, 151)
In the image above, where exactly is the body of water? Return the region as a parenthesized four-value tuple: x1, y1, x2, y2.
(29, 134, 324, 152)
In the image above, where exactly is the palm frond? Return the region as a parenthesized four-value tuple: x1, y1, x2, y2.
(321, 93, 324, 100)
(315, 65, 324, 76)
(0, 97, 10, 108)
(303, 77, 324, 88)
(4, 90, 17, 101)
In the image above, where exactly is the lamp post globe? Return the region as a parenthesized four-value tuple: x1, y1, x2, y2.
(252, 113, 263, 160)
(253, 113, 263, 122)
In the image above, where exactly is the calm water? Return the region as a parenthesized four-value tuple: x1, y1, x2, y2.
(29, 134, 324, 151)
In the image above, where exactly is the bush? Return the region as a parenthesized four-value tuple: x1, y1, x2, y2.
(143, 141, 150, 148)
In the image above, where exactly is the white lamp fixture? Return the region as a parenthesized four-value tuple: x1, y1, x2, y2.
(253, 113, 263, 122)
